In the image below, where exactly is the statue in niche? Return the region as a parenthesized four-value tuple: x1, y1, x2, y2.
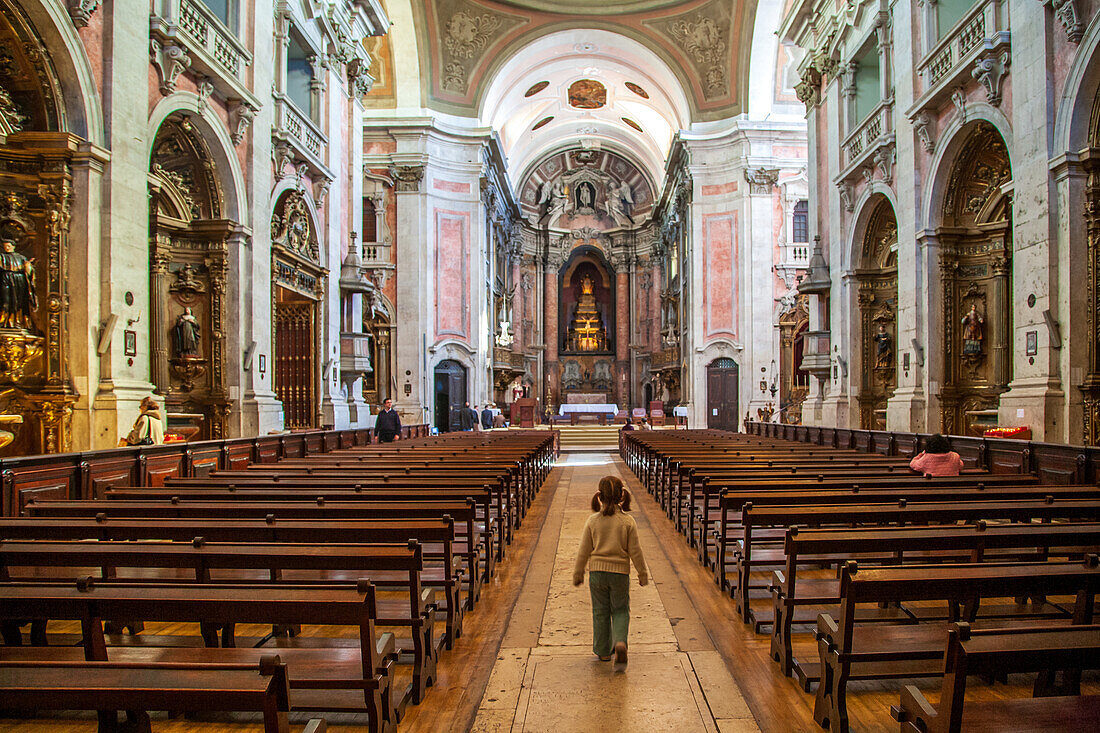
(173, 307, 201, 357)
(873, 322, 893, 369)
(0, 236, 37, 330)
(537, 181, 566, 221)
(608, 180, 634, 227)
(575, 182, 596, 212)
(960, 304, 984, 355)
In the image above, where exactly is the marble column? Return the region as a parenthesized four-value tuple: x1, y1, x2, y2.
(150, 241, 171, 393)
(616, 268, 629, 406)
(511, 256, 524, 351)
(544, 265, 558, 407)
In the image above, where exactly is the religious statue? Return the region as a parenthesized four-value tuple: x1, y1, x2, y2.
(171, 263, 205, 294)
(608, 180, 634, 227)
(173, 307, 200, 357)
(873, 322, 893, 369)
(0, 237, 37, 330)
(576, 182, 596, 211)
(961, 304, 984, 355)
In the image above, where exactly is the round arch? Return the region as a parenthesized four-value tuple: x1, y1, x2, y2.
(270, 179, 325, 261)
(10, 0, 104, 144)
(148, 93, 248, 225)
(1053, 13, 1100, 155)
(846, 183, 902, 273)
(920, 106, 1013, 231)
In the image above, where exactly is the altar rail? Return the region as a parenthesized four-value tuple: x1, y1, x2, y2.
(745, 422, 1100, 486)
(0, 424, 430, 517)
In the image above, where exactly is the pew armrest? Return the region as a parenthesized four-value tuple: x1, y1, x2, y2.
(303, 718, 328, 733)
(816, 612, 839, 644)
(892, 684, 937, 731)
(377, 631, 397, 662)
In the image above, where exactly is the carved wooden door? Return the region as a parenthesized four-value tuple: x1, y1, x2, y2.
(275, 301, 317, 429)
(434, 360, 467, 432)
(707, 359, 739, 431)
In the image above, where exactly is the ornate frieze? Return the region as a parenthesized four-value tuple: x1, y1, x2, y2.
(745, 168, 780, 196)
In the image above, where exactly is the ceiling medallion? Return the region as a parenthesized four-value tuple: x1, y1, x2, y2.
(532, 116, 554, 130)
(622, 117, 643, 132)
(625, 82, 650, 99)
(568, 79, 607, 109)
(525, 80, 550, 97)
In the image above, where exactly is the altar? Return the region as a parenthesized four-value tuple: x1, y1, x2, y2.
(559, 403, 618, 416)
(565, 393, 611, 405)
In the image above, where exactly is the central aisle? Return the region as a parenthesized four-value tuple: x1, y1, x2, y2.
(472, 453, 760, 733)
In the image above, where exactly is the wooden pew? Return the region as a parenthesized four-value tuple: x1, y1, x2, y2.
(769, 521, 1100, 682)
(0, 515, 471, 637)
(729, 498, 1100, 619)
(0, 539, 438, 707)
(23, 498, 494, 584)
(0, 656, 323, 733)
(890, 624, 1100, 732)
(813, 558, 1100, 733)
(0, 580, 396, 730)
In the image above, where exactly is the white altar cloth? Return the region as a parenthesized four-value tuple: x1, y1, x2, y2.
(673, 406, 688, 417)
(559, 403, 619, 416)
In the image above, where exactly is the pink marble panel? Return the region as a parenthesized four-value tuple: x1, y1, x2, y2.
(434, 209, 470, 342)
(433, 179, 471, 193)
(703, 213, 738, 341)
(701, 181, 739, 196)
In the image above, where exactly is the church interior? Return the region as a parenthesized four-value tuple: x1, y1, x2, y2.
(1, 0, 1100, 731)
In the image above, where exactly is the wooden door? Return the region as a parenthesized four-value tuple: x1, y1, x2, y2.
(434, 360, 467, 432)
(274, 301, 317, 429)
(706, 358, 739, 431)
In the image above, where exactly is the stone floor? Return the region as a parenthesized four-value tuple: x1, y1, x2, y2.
(471, 453, 760, 733)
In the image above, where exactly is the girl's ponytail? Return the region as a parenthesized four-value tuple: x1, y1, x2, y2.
(596, 476, 626, 516)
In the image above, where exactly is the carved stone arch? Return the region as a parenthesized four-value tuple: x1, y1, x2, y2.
(1053, 10, 1100, 156)
(921, 107, 1013, 232)
(148, 93, 249, 225)
(854, 194, 899, 430)
(933, 121, 1013, 436)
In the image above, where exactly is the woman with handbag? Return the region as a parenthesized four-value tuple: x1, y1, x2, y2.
(125, 396, 165, 446)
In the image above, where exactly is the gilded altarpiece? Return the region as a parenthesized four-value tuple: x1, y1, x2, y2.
(271, 190, 324, 429)
(1081, 89, 1100, 444)
(0, 3, 79, 455)
(778, 294, 809, 424)
(937, 123, 1013, 436)
(856, 198, 899, 430)
(148, 119, 232, 439)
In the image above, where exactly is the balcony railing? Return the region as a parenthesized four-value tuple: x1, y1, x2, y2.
(151, 0, 257, 105)
(843, 100, 892, 171)
(910, 0, 1008, 112)
(362, 243, 391, 266)
(781, 242, 810, 269)
(274, 95, 327, 169)
(178, 0, 246, 79)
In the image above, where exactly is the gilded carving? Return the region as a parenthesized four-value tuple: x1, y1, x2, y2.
(856, 197, 898, 429)
(0, 84, 26, 134)
(271, 190, 319, 262)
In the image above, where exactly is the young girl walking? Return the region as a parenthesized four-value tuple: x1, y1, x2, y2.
(573, 475, 649, 666)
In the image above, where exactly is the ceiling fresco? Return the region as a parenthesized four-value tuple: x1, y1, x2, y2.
(411, 0, 755, 122)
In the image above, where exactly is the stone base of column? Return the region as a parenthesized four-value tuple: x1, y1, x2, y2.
(997, 376, 1066, 442)
(322, 396, 352, 430)
(240, 390, 285, 436)
(819, 394, 852, 429)
(886, 386, 928, 433)
(91, 380, 160, 449)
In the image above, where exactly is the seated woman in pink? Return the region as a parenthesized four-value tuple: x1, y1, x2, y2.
(909, 434, 964, 476)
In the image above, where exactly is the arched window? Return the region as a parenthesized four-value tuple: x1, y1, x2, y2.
(362, 197, 377, 242)
(286, 34, 314, 119)
(792, 200, 808, 243)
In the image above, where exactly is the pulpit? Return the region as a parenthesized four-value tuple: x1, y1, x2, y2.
(511, 398, 538, 428)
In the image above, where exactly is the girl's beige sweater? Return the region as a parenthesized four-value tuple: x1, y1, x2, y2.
(573, 508, 649, 584)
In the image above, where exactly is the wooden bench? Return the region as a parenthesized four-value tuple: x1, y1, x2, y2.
(769, 521, 1100, 681)
(0, 656, 324, 733)
(890, 624, 1100, 732)
(0, 580, 396, 730)
(0, 539, 438, 708)
(814, 558, 1100, 733)
(730, 498, 1100, 619)
(0, 515, 471, 638)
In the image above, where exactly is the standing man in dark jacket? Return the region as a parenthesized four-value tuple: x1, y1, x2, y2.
(481, 404, 494, 430)
(458, 401, 477, 431)
(375, 398, 402, 442)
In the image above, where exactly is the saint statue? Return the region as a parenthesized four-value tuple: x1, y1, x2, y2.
(608, 181, 634, 226)
(173, 307, 200, 357)
(0, 237, 37, 330)
(961, 304, 984, 355)
(576, 182, 595, 210)
(873, 322, 892, 369)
